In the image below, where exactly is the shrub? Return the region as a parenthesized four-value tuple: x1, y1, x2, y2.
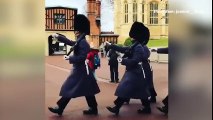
(124, 37, 133, 46)
(116, 44, 123, 47)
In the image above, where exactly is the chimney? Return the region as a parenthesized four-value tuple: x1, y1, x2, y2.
(87, 0, 101, 48)
(87, 0, 96, 15)
(87, 0, 101, 35)
(96, 0, 101, 19)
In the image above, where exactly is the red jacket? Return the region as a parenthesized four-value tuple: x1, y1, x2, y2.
(87, 49, 99, 70)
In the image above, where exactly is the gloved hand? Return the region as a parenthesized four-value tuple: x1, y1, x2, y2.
(117, 57, 123, 63)
(86, 59, 89, 63)
(52, 33, 59, 44)
(104, 41, 113, 49)
(63, 55, 69, 60)
(52, 33, 59, 38)
(104, 41, 112, 46)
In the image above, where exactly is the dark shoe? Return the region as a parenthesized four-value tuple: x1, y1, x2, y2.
(106, 106, 119, 115)
(149, 96, 157, 103)
(157, 106, 168, 114)
(107, 107, 119, 115)
(124, 99, 130, 105)
(48, 107, 63, 116)
(110, 81, 114, 83)
(124, 101, 129, 105)
(83, 108, 98, 115)
(115, 79, 119, 83)
(137, 107, 151, 114)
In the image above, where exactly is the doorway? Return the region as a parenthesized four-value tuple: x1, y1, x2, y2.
(48, 35, 67, 56)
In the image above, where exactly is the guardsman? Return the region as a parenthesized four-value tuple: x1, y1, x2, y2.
(48, 14, 100, 116)
(105, 22, 151, 115)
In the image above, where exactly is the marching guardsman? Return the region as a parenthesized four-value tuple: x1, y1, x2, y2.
(123, 25, 157, 104)
(48, 14, 100, 116)
(105, 22, 151, 115)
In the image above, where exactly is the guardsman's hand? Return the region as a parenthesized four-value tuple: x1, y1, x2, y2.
(51, 33, 59, 44)
(63, 55, 69, 60)
(104, 41, 112, 47)
(117, 57, 123, 63)
(52, 33, 59, 38)
(86, 59, 89, 63)
(104, 41, 112, 49)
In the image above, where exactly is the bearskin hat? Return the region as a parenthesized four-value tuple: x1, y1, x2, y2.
(129, 22, 150, 45)
(74, 14, 90, 35)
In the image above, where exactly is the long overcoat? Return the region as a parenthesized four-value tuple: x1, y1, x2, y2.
(142, 45, 154, 89)
(56, 35, 100, 98)
(110, 42, 150, 99)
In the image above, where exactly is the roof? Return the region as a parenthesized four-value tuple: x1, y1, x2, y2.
(100, 34, 119, 37)
(45, 6, 78, 10)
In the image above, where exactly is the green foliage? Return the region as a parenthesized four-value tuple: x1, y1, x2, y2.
(124, 37, 133, 46)
(121, 37, 168, 47)
(147, 38, 168, 47)
(116, 44, 124, 47)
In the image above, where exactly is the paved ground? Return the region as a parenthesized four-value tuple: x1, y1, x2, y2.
(45, 56, 168, 120)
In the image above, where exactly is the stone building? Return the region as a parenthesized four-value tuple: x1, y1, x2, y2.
(114, 0, 168, 43)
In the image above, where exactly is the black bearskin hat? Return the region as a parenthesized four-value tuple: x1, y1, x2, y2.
(129, 22, 150, 45)
(74, 14, 90, 35)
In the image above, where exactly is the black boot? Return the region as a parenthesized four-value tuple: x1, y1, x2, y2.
(106, 106, 120, 115)
(83, 107, 98, 115)
(149, 96, 157, 103)
(137, 107, 151, 114)
(124, 99, 130, 105)
(157, 106, 168, 114)
(138, 99, 151, 114)
(115, 79, 119, 83)
(149, 88, 157, 103)
(48, 106, 63, 116)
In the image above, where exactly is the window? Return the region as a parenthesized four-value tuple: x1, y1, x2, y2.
(142, 3, 145, 23)
(165, 3, 169, 24)
(54, 14, 66, 24)
(124, 1, 128, 23)
(150, 2, 158, 24)
(133, 0, 137, 22)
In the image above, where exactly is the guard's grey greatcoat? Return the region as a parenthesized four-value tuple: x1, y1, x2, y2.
(142, 45, 154, 89)
(110, 42, 150, 99)
(57, 35, 100, 98)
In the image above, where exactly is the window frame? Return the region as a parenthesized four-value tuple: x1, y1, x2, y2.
(149, 2, 158, 25)
(142, 2, 145, 23)
(165, 3, 169, 24)
(133, 0, 137, 22)
(124, 1, 128, 23)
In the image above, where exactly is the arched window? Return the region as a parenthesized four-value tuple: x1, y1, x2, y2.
(124, 1, 128, 23)
(150, 2, 158, 24)
(133, 0, 137, 22)
(165, 3, 169, 24)
(142, 2, 145, 23)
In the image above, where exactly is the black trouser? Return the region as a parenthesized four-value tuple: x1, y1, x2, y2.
(57, 96, 98, 111)
(110, 64, 119, 82)
(114, 97, 150, 109)
(150, 87, 157, 97)
(163, 95, 168, 108)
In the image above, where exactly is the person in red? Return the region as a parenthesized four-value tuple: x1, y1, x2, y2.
(86, 47, 100, 79)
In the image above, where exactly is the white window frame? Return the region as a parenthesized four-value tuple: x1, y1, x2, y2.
(150, 2, 158, 24)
